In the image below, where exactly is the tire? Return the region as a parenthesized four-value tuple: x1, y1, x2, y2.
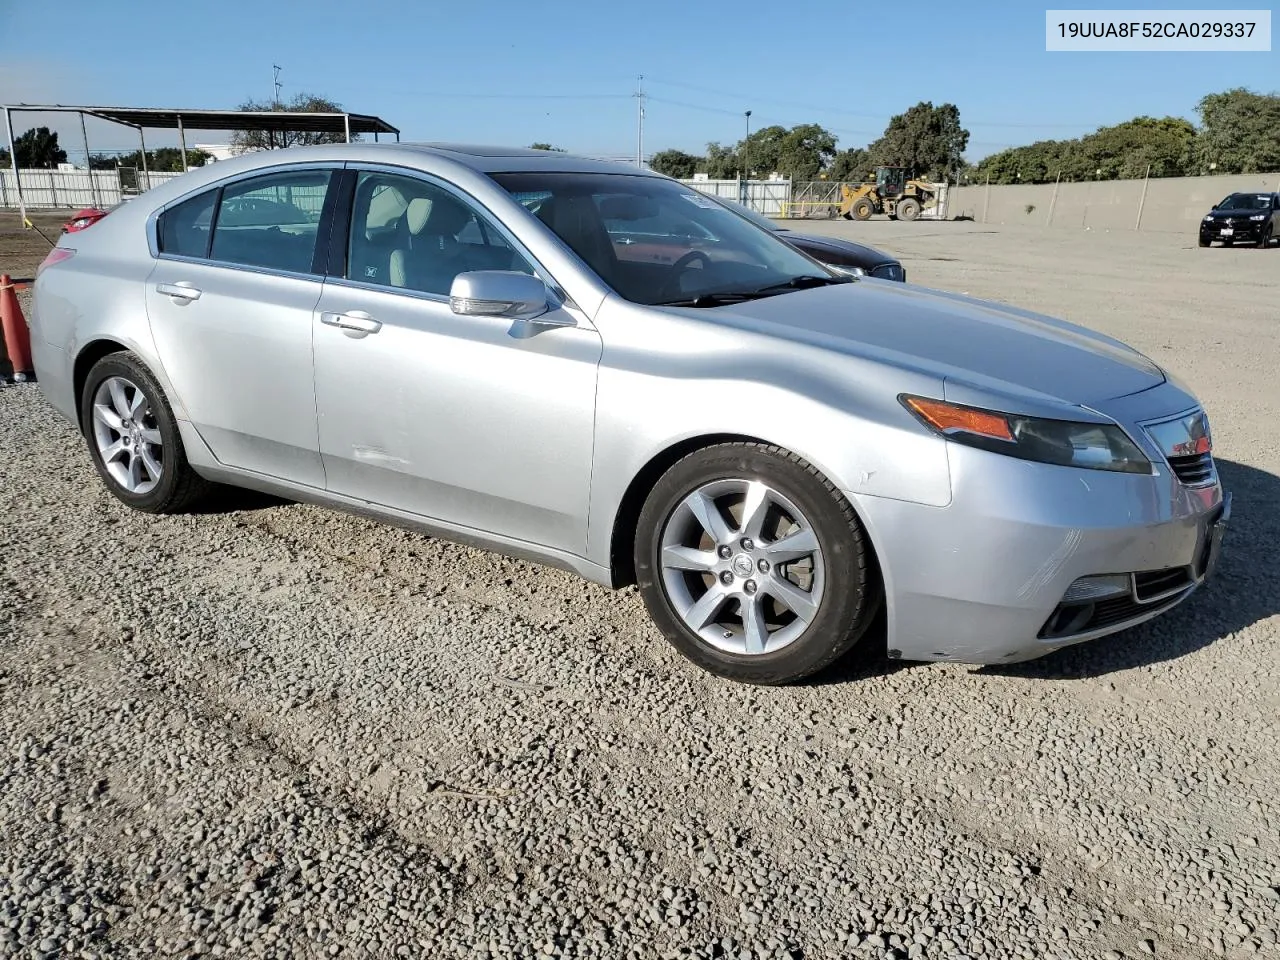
(1258, 226, 1272, 249)
(79, 351, 210, 513)
(1198, 236, 1210, 247)
(634, 442, 881, 685)
(851, 198, 874, 221)
(896, 197, 922, 221)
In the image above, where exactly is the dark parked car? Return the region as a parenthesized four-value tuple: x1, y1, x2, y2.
(1199, 191, 1279, 248)
(711, 196, 907, 281)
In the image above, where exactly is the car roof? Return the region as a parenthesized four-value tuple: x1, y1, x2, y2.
(204, 141, 669, 177)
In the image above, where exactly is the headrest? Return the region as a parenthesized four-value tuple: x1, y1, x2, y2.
(406, 197, 433, 236)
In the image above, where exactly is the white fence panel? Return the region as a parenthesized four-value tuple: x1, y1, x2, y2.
(680, 178, 793, 216)
(1, 168, 185, 209)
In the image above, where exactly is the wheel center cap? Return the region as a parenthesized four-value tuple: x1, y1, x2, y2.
(731, 554, 754, 577)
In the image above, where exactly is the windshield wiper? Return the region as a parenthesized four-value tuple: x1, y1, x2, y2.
(657, 275, 851, 308)
(752, 274, 852, 293)
(655, 291, 778, 308)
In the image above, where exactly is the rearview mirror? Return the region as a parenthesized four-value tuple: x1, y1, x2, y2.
(449, 271, 553, 322)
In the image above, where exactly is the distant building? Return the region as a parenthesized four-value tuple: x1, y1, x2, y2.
(193, 143, 260, 162)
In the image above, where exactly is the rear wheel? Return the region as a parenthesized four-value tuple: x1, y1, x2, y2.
(634, 442, 881, 685)
(896, 197, 922, 221)
(80, 352, 210, 513)
(851, 198, 874, 221)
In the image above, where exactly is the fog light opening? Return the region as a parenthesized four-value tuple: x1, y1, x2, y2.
(1042, 602, 1096, 639)
(1061, 574, 1131, 604)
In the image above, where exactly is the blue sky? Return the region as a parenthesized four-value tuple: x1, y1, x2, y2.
(1, 0, 1275, 163)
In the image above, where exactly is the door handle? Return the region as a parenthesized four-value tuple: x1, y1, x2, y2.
(321, 311, 382, 334)
(156, 282, 202, 301)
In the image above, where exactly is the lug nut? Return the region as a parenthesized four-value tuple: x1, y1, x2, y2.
(744, 579, 758, 595)
(741, 538, 755, 551)
(717, 545, 732, 560)
(757, 559, 770, 573)
(719, 571, 734, 585)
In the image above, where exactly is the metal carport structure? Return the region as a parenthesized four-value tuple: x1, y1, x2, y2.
(2, 104, 400, 222)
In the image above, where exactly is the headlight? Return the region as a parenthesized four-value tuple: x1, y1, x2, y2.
(1250, 214, 1266, 221)
(900, 395, 1152, 474)
(1203, 215, 1214, 221)
(827, 263, 866, 277)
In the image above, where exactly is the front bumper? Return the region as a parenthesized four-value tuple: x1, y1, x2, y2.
(1200, 221, 1266, 243)
(849, 402, 1227, 664)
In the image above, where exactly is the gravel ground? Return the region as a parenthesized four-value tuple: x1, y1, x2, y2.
(1, 220, 1278, 960)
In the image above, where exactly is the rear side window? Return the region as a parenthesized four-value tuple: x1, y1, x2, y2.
(210, 170, 334, 274)
(158, 190, 216, 258)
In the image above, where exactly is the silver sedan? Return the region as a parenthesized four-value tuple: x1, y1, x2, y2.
(30, 143, 1229, 684)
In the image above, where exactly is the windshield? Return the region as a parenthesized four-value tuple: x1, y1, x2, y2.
(1216, 193, 1273, 211)
(705, 195, 788, 233)
(492, 172, 834, 305)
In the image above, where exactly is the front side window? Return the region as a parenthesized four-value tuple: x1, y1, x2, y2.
(346, 172, 534, 296)
(209, 170, 333, 274)
(492, 172, 834, 306)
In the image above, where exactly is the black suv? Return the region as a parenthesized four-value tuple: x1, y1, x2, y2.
(1199, 191, 1279, 248)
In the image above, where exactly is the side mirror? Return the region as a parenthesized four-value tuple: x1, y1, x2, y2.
(449, 271, 559, 323)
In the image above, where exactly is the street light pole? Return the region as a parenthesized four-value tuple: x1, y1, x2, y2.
(742, 110, 752, 207)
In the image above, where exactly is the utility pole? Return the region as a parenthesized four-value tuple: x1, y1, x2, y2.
(272, 64, 283, 150)
(742, 110, 752, 207)
(635, 75, 645, 169)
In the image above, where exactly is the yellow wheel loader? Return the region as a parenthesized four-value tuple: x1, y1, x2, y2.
(838, 166, 936, 221)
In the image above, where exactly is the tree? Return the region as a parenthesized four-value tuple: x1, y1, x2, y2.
(529, 142, 566, 152)
(868, 102, 969, 181)
(1195, 88, 1280, 174)
(231, 93, 358, 152)
(827, 147, 871, 182)
(649, 149, 701, 178)
(703, 142, 740, 179)
(777, 124, 837, 181)
(89, 148, 213, 172)
(11, 127, 68, 168)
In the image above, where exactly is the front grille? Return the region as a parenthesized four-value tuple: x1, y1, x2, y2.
(1134, 567, 1193, 602)
(871, 262, 904, 282)
(1168, 451, 1215, 485)
(1038, 589, 1188, 640)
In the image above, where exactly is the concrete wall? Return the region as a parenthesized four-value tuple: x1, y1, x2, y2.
(947, 172, 1279, 234)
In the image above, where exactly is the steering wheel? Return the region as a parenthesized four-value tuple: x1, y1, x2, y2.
(658, 250, 712, 301)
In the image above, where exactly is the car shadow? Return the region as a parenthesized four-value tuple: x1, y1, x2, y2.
(975, 458, 1277, 680)
(186, 486, 291, 515)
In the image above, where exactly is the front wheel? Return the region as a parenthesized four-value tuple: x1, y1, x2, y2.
(80, 352, 210, 513)
(1198, 236, 1211, 247)
(851, 198, 874, 221)
(634, 443, 881, 684)
(1258, 226, 1273, 249)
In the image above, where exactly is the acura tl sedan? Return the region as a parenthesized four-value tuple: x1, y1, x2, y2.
(31, 144, 1229, 684)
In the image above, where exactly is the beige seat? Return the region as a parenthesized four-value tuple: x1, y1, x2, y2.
(389, 195, 474, 294)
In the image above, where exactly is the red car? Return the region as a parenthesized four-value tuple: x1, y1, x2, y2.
(61, 198, 134, 233)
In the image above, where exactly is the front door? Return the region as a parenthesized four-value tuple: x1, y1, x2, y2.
(146, 167, 337, 487)
(312, 169, 602, 555)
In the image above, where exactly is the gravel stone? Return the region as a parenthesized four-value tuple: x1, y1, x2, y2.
(1, 220, 1278, 959)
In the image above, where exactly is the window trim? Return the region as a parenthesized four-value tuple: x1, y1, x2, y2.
(147, 162, 342, 281)
(327, 162, 570, 307)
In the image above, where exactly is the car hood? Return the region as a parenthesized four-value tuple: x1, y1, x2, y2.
(700, 281, 1165, 406)
(778, 231, 895, 265)
(1205, 207, 1266, 217)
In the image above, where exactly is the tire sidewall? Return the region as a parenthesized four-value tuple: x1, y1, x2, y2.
(80, 353, 187, 512)
(635, 445, 877, 683)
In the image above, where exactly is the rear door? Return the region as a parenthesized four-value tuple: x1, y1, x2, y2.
(146, 166, 339, 487)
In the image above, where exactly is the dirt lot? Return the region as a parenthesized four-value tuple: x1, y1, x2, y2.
(1, 212, 1278, 960)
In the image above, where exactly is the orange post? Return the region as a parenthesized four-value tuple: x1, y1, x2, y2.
(0, 274, 36, 383)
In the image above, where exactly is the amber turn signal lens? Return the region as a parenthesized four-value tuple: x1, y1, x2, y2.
(902, 396, 1014, 441)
